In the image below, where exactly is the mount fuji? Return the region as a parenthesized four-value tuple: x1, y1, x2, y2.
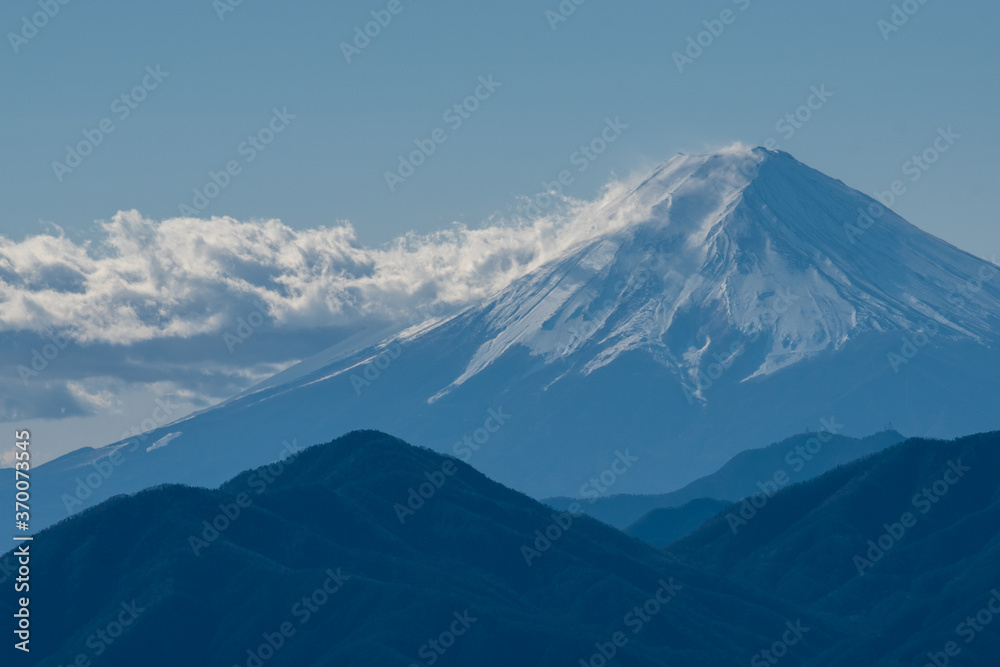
(23, 147, 1000, 532)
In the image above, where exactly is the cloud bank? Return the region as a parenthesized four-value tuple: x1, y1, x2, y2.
(0, 177, 645, 346)
(0, 170, 658, 425)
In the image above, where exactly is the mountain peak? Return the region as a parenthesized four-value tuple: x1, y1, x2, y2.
(627, 145, 813, 241)
(435, 147, 1000, 398)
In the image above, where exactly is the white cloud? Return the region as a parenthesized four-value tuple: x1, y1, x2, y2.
(0, 167, 667, 434)
(65, 381, 120, 412)
(0, 175, 647, 346)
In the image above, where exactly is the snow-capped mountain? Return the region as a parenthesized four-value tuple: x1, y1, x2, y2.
(24, 147, 1000, 532)
(422, 148, 999, 401)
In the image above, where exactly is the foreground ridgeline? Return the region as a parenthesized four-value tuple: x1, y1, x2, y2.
(0, 431, 828, 666)
(672, 430, 1000, 665)
(3, 429, 1000, 665)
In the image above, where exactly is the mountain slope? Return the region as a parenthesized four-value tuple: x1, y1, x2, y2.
(670, 430, 1000, 666)
(18, 147, 1000, 533)
(626, 498, 731, 547)
(2, 431, 837, 667)
(545, 429, 906, 529)
(8, 429, 1000, 665)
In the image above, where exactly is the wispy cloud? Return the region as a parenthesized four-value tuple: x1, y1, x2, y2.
(1, 177, 644, 346)
(0, 172, 655, 423)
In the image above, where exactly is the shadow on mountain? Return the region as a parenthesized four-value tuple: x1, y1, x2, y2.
(626, 498, 730, 547)
(671, 430, 1000, 666)
(3, 431, 831, 667)
(546, 429, 905, 529)
(7, 429, 1000, 665)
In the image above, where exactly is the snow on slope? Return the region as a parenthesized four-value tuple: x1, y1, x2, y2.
(228, 147, 999, 407)
(412, 147, 999, 402)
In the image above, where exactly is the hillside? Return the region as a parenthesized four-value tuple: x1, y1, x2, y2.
(671, 430, 1000, 665)
(626, 498, 730, 547)
(547, 429, 905, 528)
(2, 431, 830, 667)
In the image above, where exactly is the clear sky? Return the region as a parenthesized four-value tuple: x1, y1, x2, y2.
(2, 0, 997, 256)
(1, 0, 998, 465)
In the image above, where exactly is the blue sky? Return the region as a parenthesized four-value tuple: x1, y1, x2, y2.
(1, 0, 998, 464)
(2, 0, 997, 253)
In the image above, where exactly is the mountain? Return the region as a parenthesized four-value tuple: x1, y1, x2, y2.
(670, 430, 1000, 666)
(17, 147, 1000, 534)
(545, 429, 906, 529)
(7, 428, 1000, 665)
(1, 431, 837, 667)
(625, 498, 731, 547)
